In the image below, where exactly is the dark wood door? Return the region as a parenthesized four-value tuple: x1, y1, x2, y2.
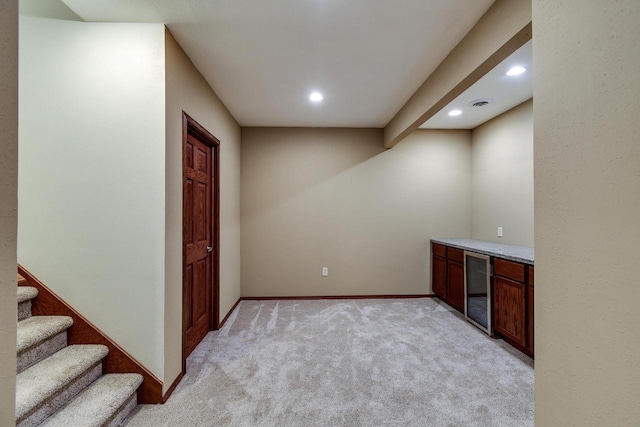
(432, 255, 447, 299)
(447, 260, 464, 313)
(184, 133, 213, 357)
(494, 275, 526, 347)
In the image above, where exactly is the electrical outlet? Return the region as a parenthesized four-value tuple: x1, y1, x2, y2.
(497, 227, 503, 238)
(322, 267, 328, 277)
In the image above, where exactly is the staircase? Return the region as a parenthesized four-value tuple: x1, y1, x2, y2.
(16, 273, 142, 427)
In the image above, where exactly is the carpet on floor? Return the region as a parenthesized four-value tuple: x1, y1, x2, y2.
(124, 298, 534, 426)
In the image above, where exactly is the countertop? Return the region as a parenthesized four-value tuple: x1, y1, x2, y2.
(431, 238, 534, 265)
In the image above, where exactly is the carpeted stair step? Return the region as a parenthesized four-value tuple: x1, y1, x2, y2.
(17, 315, 73, 373)
(41, 373, 143, 427)
(16, 344, 109, 427)
(17, 286, 38, 321)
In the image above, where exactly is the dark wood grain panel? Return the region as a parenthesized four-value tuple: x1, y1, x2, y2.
(183, 132, 212, 359)
(432, 255, 446, 299)
(494, 258, 526, 283)
(446, 259, 464, 313)
(18, 265, 163, 404)
(194, 182, 206, 241)
(432, 243, 446, 258)
(184, 265, 193, 330)
(195, 145, 208, 173)
(184, 180, 193, 244)
(183, 112, 220, 332)
(185, 168, 208, 183)
(182, 112, 219, 374)
(528, 265, 534, 287)
(185, 241, 208, 266)
(493, 275, 526, 348)
(185, 141, 193, 169)
(194, 259, 207, 320)
(527, 283, 534, 356)
(447, 247, 464, 264)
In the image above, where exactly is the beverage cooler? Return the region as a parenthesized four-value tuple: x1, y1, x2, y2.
(464, 251, 492, 335)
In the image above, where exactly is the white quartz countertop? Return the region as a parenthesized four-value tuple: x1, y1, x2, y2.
(431, 238, 534, 265)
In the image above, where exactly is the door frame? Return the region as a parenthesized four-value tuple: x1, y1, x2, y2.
(182, 111, 220, 372)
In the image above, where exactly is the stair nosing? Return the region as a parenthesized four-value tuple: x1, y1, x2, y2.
(17, 316, 74, 354)
(15, 344, 109, 420)
(40, 374, 143, 427)
(17, 286, 38, 304)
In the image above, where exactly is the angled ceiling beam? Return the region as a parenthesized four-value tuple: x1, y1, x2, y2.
(383, 0, 532, 148)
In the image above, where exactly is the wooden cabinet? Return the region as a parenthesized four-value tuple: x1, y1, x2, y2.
(432, 251, 447, 299)
(493, 275, 527, 347)
(431, 243, 463, 314)
(446, 246, 464, 263)
(446, 259, 464, 312)
(431, 240, 534, 358)
(526, 265, 534, 355)
(493, 259, 534, 357)
(494, 258, 525, 282)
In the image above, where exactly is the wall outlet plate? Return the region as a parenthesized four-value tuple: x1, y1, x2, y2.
(322, 267, 328, 277)
(497, 227, 503, 238)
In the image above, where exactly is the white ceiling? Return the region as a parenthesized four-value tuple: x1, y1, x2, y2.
(420, 40, 532, 129)
(61, 0, 495, 127)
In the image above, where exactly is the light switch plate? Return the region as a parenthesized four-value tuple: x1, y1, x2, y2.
(322, 267, 328, 277)
(497, 227, 503, 238)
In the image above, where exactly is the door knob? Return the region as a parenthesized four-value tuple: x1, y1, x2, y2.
(206, 246, 213, 253)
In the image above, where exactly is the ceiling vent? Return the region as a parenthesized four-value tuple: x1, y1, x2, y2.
(469, 98, 493, 107)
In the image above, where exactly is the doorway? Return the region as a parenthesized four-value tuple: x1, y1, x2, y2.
(182, 112, 220, 364)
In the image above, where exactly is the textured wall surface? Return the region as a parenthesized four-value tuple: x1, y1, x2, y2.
(164, 29, 242, 392)
(471, 99, 533, 247)
(534, 1, 640, 425)
(19, 16, 167, 379)
(0, 1, 18, 423)
(241, 128, 471, 297)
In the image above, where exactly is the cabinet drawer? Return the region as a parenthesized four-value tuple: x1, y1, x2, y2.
(447, 247, 464, 263)
(494, 258, 526, 283)
(432, 243, 446, 258)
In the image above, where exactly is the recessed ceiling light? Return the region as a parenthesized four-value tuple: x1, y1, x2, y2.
(506, 66, 526, 76)
(448, 109, 462, 117)
(309, 92, 323, 102)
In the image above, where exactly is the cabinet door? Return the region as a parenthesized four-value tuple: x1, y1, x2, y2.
(447, 260, 464, 313)
(527, 284, 534, 355)
(432, 255, 447, 299)
(494, 276, 526, 347)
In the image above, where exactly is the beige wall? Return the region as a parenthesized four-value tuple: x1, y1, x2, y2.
(383, 0, 531, 148)
(17, 18, 241, 394)
(241, 128, 471, 297)
(471, 99, 533, 247)
(19, 16, 167, 379)
(534, 1, 640, 425)
(0, 0, 18, 424)
(164, 29, 241, 392)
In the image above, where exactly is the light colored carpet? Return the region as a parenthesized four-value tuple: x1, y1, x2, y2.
(124, 299, 534, 426)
